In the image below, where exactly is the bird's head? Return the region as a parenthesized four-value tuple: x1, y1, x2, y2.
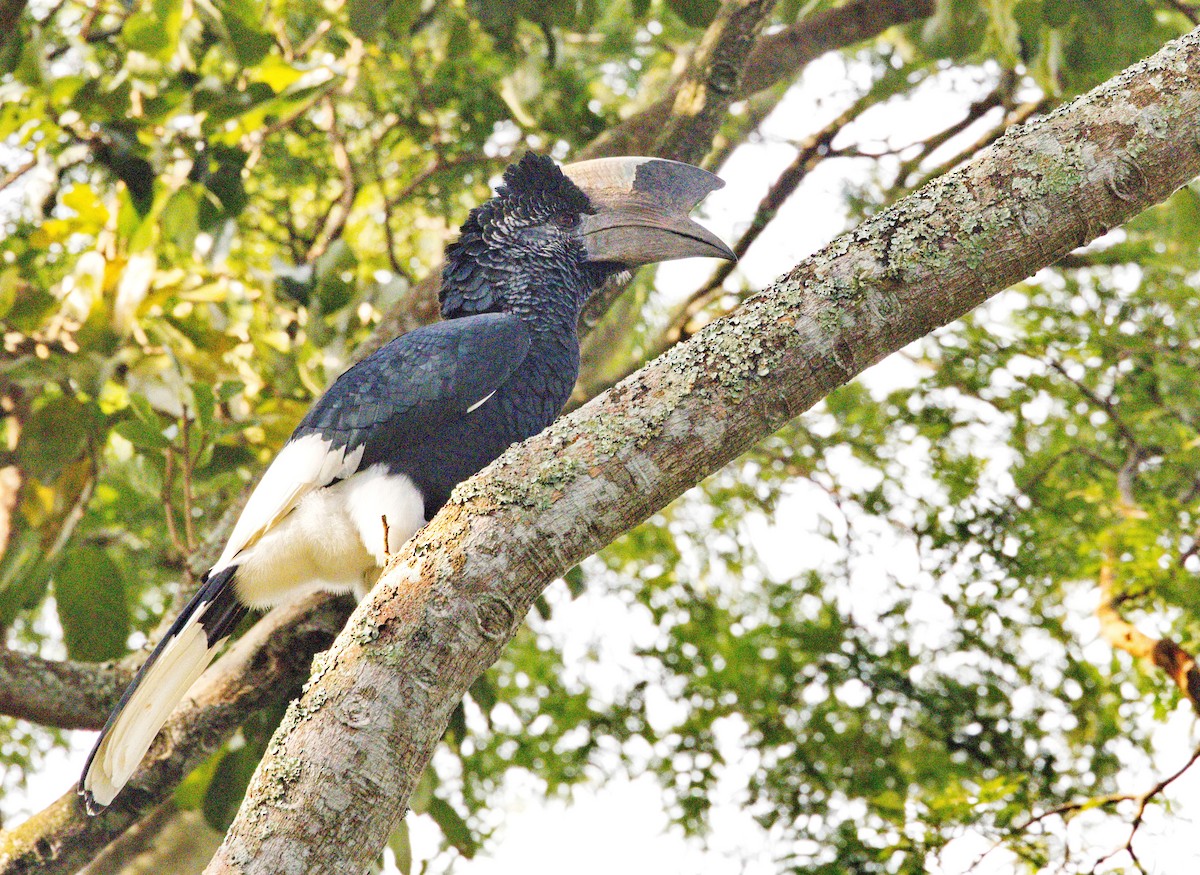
(440, 152, 734, 320)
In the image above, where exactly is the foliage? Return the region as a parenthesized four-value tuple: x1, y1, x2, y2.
(0, 0, 1197, 871)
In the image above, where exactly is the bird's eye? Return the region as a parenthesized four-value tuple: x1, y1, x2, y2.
(550, 211, 579, 230)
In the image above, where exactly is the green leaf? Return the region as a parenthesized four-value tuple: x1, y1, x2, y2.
(219, 0, 275, 67)
(162, 186, 200, 253)
(189, 382, 217, 431)
(427, 796, 478, 859)
(0, 269, 20, 320)
(563, 564, 585, 598)
(388, 820, 413, 875)
(17, 395, 98, 482)
(201, 743, 262, 830)
(114, 417, 170, 450)
(665, 0, 720, 28)
(128, 393, 160, 425)
(54, 545, 130, 662)
(123, 0, 183, 61)
(0, 527, 54, 628)
(408, 766, 435, 815)
(123, 12, 171, 56)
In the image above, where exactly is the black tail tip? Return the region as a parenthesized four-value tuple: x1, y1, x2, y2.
(79, 785, 105, 816)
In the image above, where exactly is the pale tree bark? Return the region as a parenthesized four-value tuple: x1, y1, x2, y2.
(203, 28, 1200, 875)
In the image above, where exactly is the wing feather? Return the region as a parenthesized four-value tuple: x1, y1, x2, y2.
(211, 313, 531, 573)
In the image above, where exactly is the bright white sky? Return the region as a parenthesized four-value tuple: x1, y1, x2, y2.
(4, 42, 1199, 875)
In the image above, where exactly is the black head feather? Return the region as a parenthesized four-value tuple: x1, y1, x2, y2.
(440, 153, 597, 320)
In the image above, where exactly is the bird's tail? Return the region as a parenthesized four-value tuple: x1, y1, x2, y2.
(80, 566, 248, 813)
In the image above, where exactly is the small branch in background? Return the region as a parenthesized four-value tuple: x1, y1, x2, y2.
(1092, 743, 1200, 873)
(972, 743, 1200, 874)
(893, 87, 1008, 188)
(78, 800, 223, 875)
(179, 416, 197, 555)
(1163, 0, 1200, 26)
(161, 451, 186, 560)
(1097, 555, 1200, 712)
(371, 148, 407, 278)
(370, 152, 495, 283)
(77, 0, 102, 42)
(1048, 357, 1142, 451)
(0, 156, 36, 195)
(652, 0, 780, 167)
(670, 96, 874, 342)
(901, 98, 1047, 195)
(305, 98, 357, 263)
(294, 20, 333, 59)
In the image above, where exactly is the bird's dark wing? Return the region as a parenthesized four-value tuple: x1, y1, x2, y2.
(295, 312, 530, 452)
(211, 313, 531, 571)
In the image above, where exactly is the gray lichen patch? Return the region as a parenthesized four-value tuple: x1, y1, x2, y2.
(255, 754, 305, 807)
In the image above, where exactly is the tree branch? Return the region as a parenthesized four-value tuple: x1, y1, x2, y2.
(577, 0, 935, 162)
(206, 27, 1200, 875)
(0, 594, 352, 875)
(651, 0, 780, 166)
(1097, 555, 1200, 712)
(0, 649, 131, 730)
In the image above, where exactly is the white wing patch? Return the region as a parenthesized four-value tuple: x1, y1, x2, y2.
(212, 434, 365, 574)
(232, 466, 426, 607)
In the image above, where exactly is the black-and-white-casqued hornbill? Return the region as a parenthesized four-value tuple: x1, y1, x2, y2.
(80, 152, 734, 812)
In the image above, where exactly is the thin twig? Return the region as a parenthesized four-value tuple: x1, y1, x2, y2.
(0, 157, 36, 195)
(179, 415, 197, 553)
(305, 98, 357, 263)
(671, 96, 874, 341)
(161, 450, 185, 558)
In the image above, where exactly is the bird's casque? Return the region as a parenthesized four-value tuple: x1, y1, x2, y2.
(79, 152, 734, 813)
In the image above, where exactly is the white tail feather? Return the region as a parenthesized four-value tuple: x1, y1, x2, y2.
(82, 613, 219, 808)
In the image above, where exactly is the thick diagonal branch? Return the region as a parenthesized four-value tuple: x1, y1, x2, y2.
(206, 27, 1200, 875)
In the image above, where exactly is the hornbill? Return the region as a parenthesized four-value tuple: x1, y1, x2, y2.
(80, 152, 734, 812)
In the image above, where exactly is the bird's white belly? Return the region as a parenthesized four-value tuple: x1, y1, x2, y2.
(233, 464, 425, 608)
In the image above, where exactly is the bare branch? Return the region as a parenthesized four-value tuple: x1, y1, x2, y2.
(304, 99, 358, 264)
(671, 96, 874, 340)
